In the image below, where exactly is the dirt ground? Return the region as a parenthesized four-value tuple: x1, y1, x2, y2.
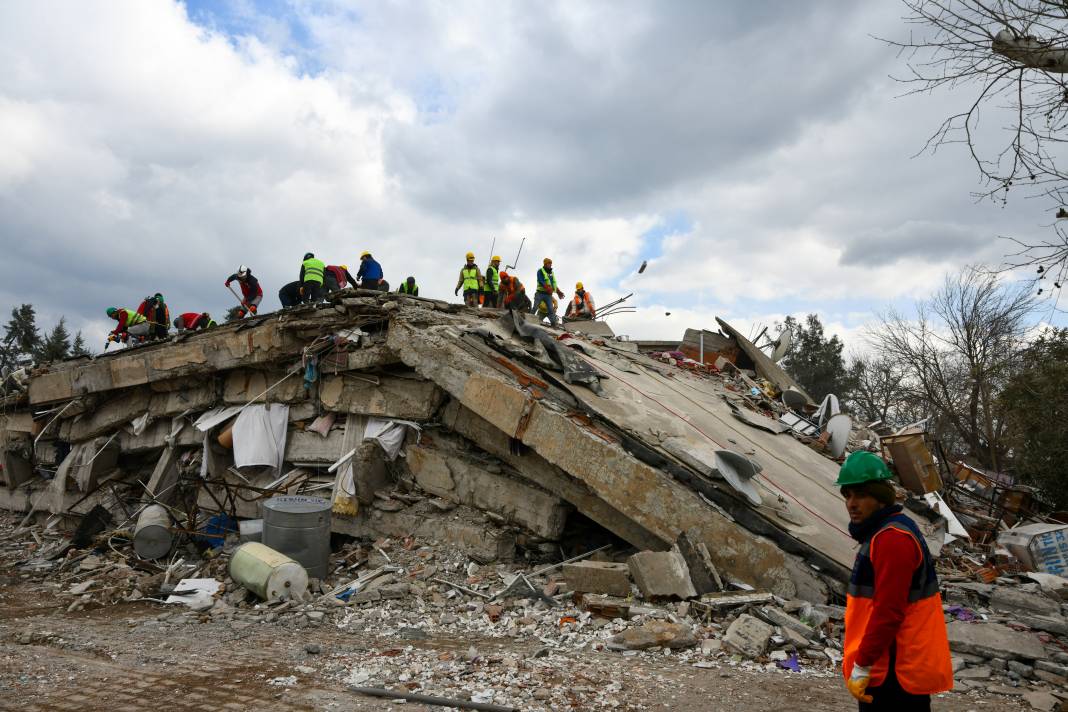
(0, 569, 1024, 712)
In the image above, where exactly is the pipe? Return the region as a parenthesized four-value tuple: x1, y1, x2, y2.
(348, 687, 518, 712)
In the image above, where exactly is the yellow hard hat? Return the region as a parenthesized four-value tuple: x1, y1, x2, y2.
(543, 257, 552, 265)
(340, 264, 348, 271)
(465, 251, 475, 260)
(360, 251, 371, 258)
(576, 282, 583, 290)
(491, 255, 501, 262)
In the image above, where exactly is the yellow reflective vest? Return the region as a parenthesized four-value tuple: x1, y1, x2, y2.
(302, 257, 326, 284)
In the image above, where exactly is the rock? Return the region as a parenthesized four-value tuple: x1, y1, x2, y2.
(1008, 660, 1035, 678)
(581, 594, 631, 620)
(990, 588, 1062, 617)
(780, 627, 810, 650)
(627, 551, 697, 600)
(759, 607, 815, 639)
(563, 561, 632, 597)
(609, 620, 698, 651)
(532, 689, 551, 701)
(1034, 669, 1067, 686)
(1020, 615, 1068, 636)
(723, 613, 774, 658)
(955, 666, 992, 680)
(701, 639, 722, 654)
(304, 643, 322, 654)
(986, 684, 1025, 696)
(1023, 690, 1059, 711)
(951, 656, 967, 673)
(989, 657, 1008, 670)
(947, 621, 1048, 661)
(306, 611, 325, 623)
(769, 650, 789, 662)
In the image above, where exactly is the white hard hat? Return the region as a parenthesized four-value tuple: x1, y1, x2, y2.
(237, 264, 249, 277)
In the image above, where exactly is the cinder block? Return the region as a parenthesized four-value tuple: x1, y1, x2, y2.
(563, 560, 632, 596)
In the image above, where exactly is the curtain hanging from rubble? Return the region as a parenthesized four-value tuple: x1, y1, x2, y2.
(232, 404, 290, 472)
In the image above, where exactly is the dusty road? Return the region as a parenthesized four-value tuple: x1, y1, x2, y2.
(0, 574, 1017, 712)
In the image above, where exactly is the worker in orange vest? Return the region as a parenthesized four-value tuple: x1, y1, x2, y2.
(838, 451, 952, 710)
(564, 282, 596, 320)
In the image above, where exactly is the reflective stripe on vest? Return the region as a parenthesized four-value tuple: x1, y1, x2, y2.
(462, 266, 480, 291)
(124, 309, 147, 326)
(843, 513, 953, 695)
(399, 282, 418, 294)
(302, 258, 325, 284)
(486, 266, 500, 292)
(537, 267, 557, 293)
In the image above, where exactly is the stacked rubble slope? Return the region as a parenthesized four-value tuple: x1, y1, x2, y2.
(0, 292, 853, 600)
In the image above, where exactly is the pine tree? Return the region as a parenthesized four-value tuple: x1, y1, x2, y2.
(778, 314, 854, 402)
(1, 304, 41, 371)
(36, 318, 72, 362)
(71, 331, 91, 357)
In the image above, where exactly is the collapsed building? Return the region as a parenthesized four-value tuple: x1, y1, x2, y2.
(0, 291, 861, 602)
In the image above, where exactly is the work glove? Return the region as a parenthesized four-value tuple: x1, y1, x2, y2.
(845, 665, 872, 704)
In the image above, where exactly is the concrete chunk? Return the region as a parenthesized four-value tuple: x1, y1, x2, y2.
(724, 613, 774, 658)
(675, 529, 723, 594)
(609, 620, 697, 650)
(759, 606, 816, 639)
(319, 375, 443, 420)
(946, 621, 1048, 661)
(989, 587, 1062, 618)
(563, 561, 632, 597)
(627, 550, 697, 600)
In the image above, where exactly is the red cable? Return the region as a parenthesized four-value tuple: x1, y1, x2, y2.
(576, 352, 850, 538)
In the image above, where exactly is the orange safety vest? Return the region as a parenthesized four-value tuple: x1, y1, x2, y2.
(843, 513, 953, 695)
(572, 292, 594, 314)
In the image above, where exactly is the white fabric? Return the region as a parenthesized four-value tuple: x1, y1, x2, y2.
(129, 412, 152, 436)
(363, 417, 421, 461)
(232, 404, 290, 471)
(813, 394, 841, 427)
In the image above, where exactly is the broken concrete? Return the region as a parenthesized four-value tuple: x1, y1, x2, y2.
(723, 613, 774, 658)
(946, 621, 1048, 661)
(609, 620, 697, 651)
(563, 561, 632, 597)
(674, 530, 723, 594)
(627, 551, 697, 600)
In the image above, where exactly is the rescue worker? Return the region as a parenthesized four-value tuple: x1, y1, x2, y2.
(173, 312, 216, 332)
(397, 276, 419, 296)
(106, 307, 150, 343)
(278, 281, 302, 308)
(839, 451, 952, 710)
(299, 252, 326, 303)
(356, 251, 385, 291)
(535, 296, 559, 323)
(454, 251, 484, 307)
(564, 282, 596, 320)
(483, 255, 502, 308)
(324, 264, 358, 293)
(136, 293, 170, 340)
(225, 265, 263, 317)
(532, 257, 565, 327)
(499, 272, 531, 312)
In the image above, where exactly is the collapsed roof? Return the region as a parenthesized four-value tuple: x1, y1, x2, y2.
(0, 292, 856, 601)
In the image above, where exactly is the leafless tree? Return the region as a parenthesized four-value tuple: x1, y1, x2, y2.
(887, 1, 1068, 298)
(868, 265, 1035, 471)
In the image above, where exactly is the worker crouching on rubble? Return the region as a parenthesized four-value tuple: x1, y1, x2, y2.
(839, 451, 952, 711)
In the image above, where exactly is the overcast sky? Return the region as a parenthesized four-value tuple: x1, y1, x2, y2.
(1, 1, 1062, 352)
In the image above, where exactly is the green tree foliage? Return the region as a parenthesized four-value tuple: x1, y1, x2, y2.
(779, 314, 854, 402)
(1, 304, 41, 371)
(36, 318, 71, 362)
(71, 332, 91, 357)
(1000, 329, 1068, 507)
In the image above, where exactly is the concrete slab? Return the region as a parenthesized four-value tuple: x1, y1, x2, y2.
(319, 375, 444, 420)
(627, 551, 697, 600)
(563, 561, 632, 597)
(946, 621, 1048, 661)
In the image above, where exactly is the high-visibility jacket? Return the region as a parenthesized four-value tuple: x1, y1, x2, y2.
(301, 257, 326, 285)
(537, 267, 558, 294)
(458, 264, 481, 292)
(570, 291, 595, 317)
(485, 265, 500, 293)
(398, 281, 419, 295)
(113, 308, 147, 334)
(843, 512, 953, 695)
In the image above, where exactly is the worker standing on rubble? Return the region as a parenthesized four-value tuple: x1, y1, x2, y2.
(224, 266, 263, 316)
(299, 252, 326, 303)
(172, 312, 215, 332)
(483, 255, 502, 308)
(106, 307, 151, 344)
(499, 272, 531, 312)
(324, 264, 357, 293)
(356, 251, 385, 291)
(455, 251, 484, 307)
(532, 257, 565, 327)
(839, 451, 952, 710)
(397, 276, 419, 296)
(564, 282, 596, 320)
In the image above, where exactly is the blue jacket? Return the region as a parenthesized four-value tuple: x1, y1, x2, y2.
(357, 258, 383, 281)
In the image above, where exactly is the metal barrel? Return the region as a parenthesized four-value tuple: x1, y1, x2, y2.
(238, 518, 263, 543)
(133, 504, 173, 560)
(261, 496, 332, 579)
(229, 542, 308, 601)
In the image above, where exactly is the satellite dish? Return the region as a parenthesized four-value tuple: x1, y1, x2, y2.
(825, 413, 852, 459)
(782, 387, 807, 411)
(713, 450, 762, 506)
(770, 330, 793, 363)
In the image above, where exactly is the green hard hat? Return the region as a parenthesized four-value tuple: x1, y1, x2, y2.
(835, 451, 893, 487)
(106, 307, 118, 318)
